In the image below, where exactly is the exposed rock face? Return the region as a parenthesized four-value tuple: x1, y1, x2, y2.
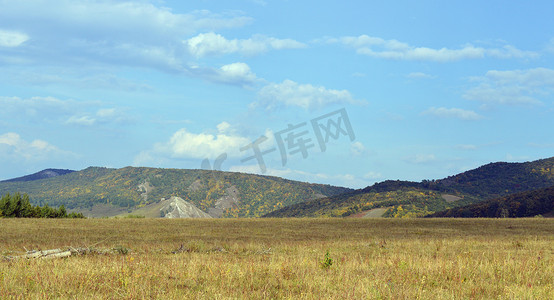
(160, 196, 211, 218)
(187, 179, 203, 192)
(208, 186, 240, 217)
(137, 181, 153, 202)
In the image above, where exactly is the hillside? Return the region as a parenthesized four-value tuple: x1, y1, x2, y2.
(427, 186, 554, 218)
(0, 167, 351, 218)
(265, 157, 554, 218)
(424, 157, 554, 198)
(1, 169, 75, 183)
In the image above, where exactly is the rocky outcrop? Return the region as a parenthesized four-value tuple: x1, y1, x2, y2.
(160, 196, 211, 218)
(208, 186, 240, 217)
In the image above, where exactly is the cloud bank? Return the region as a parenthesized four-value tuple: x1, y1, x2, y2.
(325, 35, 537, 62)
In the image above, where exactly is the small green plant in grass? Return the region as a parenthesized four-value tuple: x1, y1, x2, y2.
(320, 250, 334, 270)
(113, 245, 130, 255)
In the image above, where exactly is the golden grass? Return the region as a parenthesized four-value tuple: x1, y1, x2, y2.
(0, 218, 552, 299)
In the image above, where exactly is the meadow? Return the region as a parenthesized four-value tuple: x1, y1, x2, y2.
(0, 218, 552, 299)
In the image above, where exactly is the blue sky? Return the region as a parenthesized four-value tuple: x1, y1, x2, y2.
(1, 0, 553, 188)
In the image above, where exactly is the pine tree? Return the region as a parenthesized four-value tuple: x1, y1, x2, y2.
(20, 194, 33, 218)
(58, 205, 67, 218)
(0, 193, 10, 217)
(10, 193, 23, 218)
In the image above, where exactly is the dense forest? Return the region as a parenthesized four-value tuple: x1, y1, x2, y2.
(266, 157, 554, 218)
(0, 193, 85, 218)
(427, 186, 554, 218)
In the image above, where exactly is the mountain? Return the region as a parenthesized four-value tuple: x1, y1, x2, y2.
(427, 186, 554, 218)
(264, 157, 554, 218)
(421, 157, 554, 198)
(0, 166, 351, 218)
(1, 169, 75, 182)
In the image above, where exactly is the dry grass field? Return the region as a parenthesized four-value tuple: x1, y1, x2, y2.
(0, 218, 552, 299)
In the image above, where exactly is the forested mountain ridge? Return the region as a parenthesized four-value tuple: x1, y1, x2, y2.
(427, 186, 554, 218)
(1, 169, 75, 183)
(264, 157, 554, 218)
(425, 157, 554, 198)
(0, 166, 351, 218)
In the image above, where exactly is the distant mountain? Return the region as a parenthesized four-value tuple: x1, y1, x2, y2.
(1, 169, 75, 183)
(424, 157, 554, 199)
(264, 157, 554, 218)
(0, 166, 351, 218)
(427, 186, 554, 218)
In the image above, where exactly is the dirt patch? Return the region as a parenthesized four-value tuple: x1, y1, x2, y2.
(312, 193, 327, 200)
(441, 194, 462, 203)
(349, 207, 392, 218)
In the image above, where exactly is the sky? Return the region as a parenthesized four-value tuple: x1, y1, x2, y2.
(1, 0, 553, 188)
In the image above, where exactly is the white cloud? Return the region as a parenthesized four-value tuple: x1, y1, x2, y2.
(485, 45, 539, 59)
(422, 107, 483, 121)
(191, 62, 260, 86)
(96, 108, 116, 118)
(464, 68, 554, 106)
(350, 141, 369, 156)
(1, 2, 250, 39)
(66, 115, 96, 126)
(325, 35, 537, 62)
(0, 29, 29, 47)
(143, 122, 253, 160)
(0, 2, 308, 88)
(186, 32, 306, 57)
(66, 108, 131, 126)
(216, 121, 232, 133)
(134, 124, 277, 169)
(0, 96, 78, 118)
(0, 1, 251, 72)
(0, 132, 72, 161)
(256, 79, 364, 111)
(0, 96, 132, 126)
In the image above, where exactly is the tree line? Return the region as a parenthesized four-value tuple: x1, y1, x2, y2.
(0, 193, 85, 218)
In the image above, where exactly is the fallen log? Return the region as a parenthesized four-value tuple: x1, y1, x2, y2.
(2, 246, 128, 261)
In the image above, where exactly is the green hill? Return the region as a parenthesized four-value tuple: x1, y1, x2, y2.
(0, 167, 351, 218)
(264, 157, 554, 218)
(427, 186, 554, 218)
(1, 169, 75, 182)
(422, 157, 554, 198)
